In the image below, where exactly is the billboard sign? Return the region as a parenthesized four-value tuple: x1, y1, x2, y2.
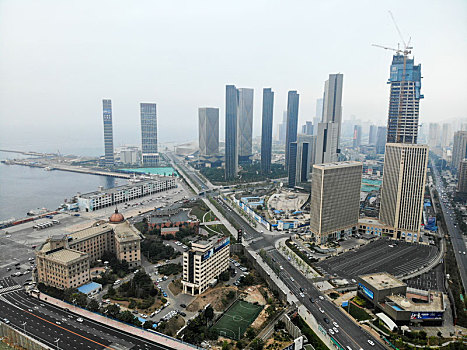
(358, 283, 374, 300)
(410, 312, 443, 320)
(201, 237, 230, 262)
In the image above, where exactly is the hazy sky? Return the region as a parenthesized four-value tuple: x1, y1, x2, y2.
(1, 0, 466, 155)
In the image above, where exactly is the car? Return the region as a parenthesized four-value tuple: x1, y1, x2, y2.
(56, 321, 61, 325)
(333, 327, 339, 333)
(299, 292, 305, 298)
(279, 266, 284, 270)
(319, 295, 324, 300)
(299, 287, 304, 292)
(179, 312, 186, 317)
(329, 329, 334, 335)
(76, 318, 83, 323)
(323, 317, 330, 324)
(319, 308, 324, 313)
(367, 340, 375, 346)
(68, 315, 73, 319)
(309, 298, 314, 303)
(180, 304, 186, 308)
(290, 277, 294, 282)
(333, 321, 339, 328)
(132, 310, 139, 314)
(62, 318, 67, 322)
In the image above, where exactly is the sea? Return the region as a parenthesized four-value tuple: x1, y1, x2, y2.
(0, 151, 117, 221)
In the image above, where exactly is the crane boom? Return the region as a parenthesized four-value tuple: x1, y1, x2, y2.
(388, 10, 407, 48)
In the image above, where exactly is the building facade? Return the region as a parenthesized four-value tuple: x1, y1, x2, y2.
(182, 236, 230, 295)
(441, 123, 452, 148)
(353, 125, 362, 148)
(315, 122, 339, 164)
(77, 178, 176, 212)
(261, 88, 274, 174)
(309, 161, 362, 243)
(452, 131, 467, 173)
(285, 91, 300, 168)
(140, 103, 158, 166)
(369, 125, 377, 145)
(199, 107, 219, 156)
(102, 99, 114, 166)
(287, 142, 298, 188)
(386, 54, 423, 144)
(428, 123, 441, 150)
(379, 143, 428, 242)
(457, 159, 467, 194)
(376, 126, 387, 154)
(225, 85, 238, 179)
(36, 211, 141, 289)
(237, 88, 254, 163)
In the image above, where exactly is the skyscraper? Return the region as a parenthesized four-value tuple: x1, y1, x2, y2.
(310, 161, 362, 243)
(452, 131, 467, 173)
(376, 127, 387, 154)
(315, 122, 339, 164)
(457, 159, 467, 195)
(260, 88, 274, 174)
(225, 85, 238, 180)
(287, 142, 298, 188)
(428, 123, 440, 149)
(386, 54, 423, 144)
(353, 125, 362, 148)
(237, 88, 254, 163)
(322, 74, 343, 149)
(285, 91, 299, 168)
(369, 125, 377, 145)
(140, 103, 158, 166)
(379, 143, 428, 242)
(315, 98, 324, 121)
(288, 134, 316, 187)
(278, 111, 287, 144)
(441, 123, 452, 148)
(199, 107, 219, 156)
(303, 121, 313, 135)
(102, 99, 114, 167)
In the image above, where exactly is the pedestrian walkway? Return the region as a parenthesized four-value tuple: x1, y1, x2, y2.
(0, 284, 22, 295)
(37, 293, 196, 349)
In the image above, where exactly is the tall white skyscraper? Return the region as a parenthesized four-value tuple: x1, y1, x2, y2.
(315, 122, 339, 164)
(237, 88, 254, 163)
(428, 123, 440, 149)
(379, 143, 428, 242)
(441, 123, 452, 148)
(322, 74, 343, 149)
(452, 131, 467, 173)
(140, 103, 158, 166)
(102, 99, 114, 167)
(199, 107, 219, 156)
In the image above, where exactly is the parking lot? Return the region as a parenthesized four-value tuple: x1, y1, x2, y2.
(316, 238, 438, 280)
(405, 263, 445, 291)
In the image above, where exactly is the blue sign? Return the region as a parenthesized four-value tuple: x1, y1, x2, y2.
(358, 283, 374, 300)
(410, 312, 443, 320)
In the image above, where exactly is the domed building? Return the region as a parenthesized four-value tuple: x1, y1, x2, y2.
(109, 208, 124, 223)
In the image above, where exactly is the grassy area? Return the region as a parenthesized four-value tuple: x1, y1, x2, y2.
(158, 263, 182, 276)
(0, 342, 15, 350)
(344, 302, 372, 321)
(211, 300, 263, 340)
(291, 315, 328, 350)
(184, 200, 210, 221)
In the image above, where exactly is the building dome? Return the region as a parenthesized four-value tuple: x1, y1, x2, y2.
(109, 208, 124, 223)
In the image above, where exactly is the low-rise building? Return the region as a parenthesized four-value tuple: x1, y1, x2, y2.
(77, 177, 176, 212)
(358, 218, 394, 237)
(182, 235, 230, 295)
(36, 210, 141, 289)
(357, 272, 445, 326)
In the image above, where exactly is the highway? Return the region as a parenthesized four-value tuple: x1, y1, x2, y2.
(0, 278, 176, 350)
(431, 165, 467, 293)
(213, 196, 384, 350)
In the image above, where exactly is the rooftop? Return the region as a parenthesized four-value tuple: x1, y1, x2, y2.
(68, 224, 113, 243)
(46, 248, 88, 264)
(80, 178, 172, 199)
(77, 281, 102, 295)
(360, 272, 406, 290)
(313, 161, 362, 170)
(387, 291, 444, 312)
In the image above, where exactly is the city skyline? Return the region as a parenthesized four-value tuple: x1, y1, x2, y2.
(1, 1, 466, 154)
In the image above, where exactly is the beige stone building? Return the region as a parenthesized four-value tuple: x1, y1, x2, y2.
(36, 209, 141, 289)
(182, 235, 230, 295)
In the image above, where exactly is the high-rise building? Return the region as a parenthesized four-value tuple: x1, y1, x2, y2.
(288, 134, 316, 188)
(140, 103, 158, 166)
(428, 123, 441, 149)
(237, 88, 254, 163)
(261, 88, 274, 174)
(199, 107, 219, 156)
(225, 85, 238, 180)
(369, 125, 377, 145)
(303, 121, 313, 135)
(278, 111, 287, 144)
(379, 143, 428, 242)
(376, 127, 387, 154)
(322, 74, 343, 149)
(457, 159, 467, 194)
(310, 161, 362, 243)
(285, 91, 300, 168)
(441, 123, 452, 148)
(452, 131, 467, 173)
(353, 125, 362, 148)
(102, 99, 114, 167)
(315, 122, 339, 164)
(386, 55, 423, 144)
(315, 98, 324, 122)
(182, 235, 230, 295)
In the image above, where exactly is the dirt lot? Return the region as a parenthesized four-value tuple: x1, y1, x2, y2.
(250, 307, 268, 329)
(186, 285, 237, 312)
(242, 285, 267, 305)
(168, 279, 183, 296)
(109, 297, 163, 314)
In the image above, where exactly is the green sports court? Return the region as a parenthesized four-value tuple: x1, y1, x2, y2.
(211, 300, 263, 340)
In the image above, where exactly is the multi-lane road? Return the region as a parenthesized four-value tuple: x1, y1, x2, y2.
(431, 165, 467, 293)
(212, 196, 384, 350)
(0, 277, 176, 350)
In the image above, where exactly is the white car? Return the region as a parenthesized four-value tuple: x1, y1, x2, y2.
(333, 327, 339, 333)
(333, 321, 339, 328)
(76, 318, 83, 323)
(319, 308, 324, 313)
(329, 329, 335, 335)
(290, 277, 295, 282)
(319, 295, 324, 300)
(299, 292, 305, 298)
(368, 340, 375, 346)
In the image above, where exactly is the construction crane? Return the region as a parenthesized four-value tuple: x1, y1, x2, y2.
(372, 11, 413, 143)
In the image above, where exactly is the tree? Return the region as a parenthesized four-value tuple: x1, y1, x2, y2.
(275, 320, 286, 331)
(250, 339, 264, 350)
(104, 304, 120, 318)
(204, 305, 214, 325)
(87, 299, 100, 312)
(219, 270, 230, 281)
(245, 327, 256, 340)
(107, 286, 116, 296)
(143, 320, 154, 329)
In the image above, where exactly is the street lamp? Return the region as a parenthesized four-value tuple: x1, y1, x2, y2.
(54, 338, 60, 350)
(21, 322, 26, 334)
